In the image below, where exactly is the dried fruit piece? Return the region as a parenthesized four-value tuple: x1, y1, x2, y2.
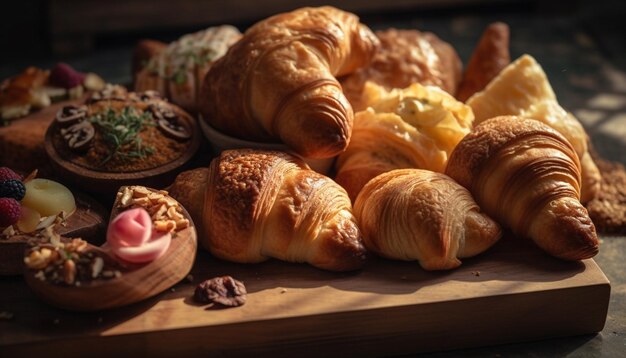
(0, 197, 21, 227)
(16, 205, 41, 233)
(21, 179, 76, 217)
(194, 276, 247, 307)
(0, 179, 26, 201)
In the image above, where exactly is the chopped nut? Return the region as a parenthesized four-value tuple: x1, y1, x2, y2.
(154, 220, 176, 232)
(65, 238, 88, 253)
(193, 276, 247, 307)
(24, 248, 55, 269)
(119, 187, 133, 207)
(131, 196, 151, 207)
(152, 204, 168, 220)
(175, 218, 190, 230)
(63, 259, 76, 285)
(132, 186, 151, 197)
(91, 257, 104, 278)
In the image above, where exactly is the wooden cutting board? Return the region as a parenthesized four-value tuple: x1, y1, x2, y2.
(0, 235, 610, 357)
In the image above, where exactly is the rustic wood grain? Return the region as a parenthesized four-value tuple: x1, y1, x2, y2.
(21, 187, 197, 312)
(0, 99, 83, 177)
(0, 234, 610, 357)
(0, 192, 108, 276)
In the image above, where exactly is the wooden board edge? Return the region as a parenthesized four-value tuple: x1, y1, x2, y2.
(2, 281, 610, 357)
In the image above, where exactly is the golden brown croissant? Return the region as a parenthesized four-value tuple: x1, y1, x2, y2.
(456, 22, 510, 102)
(445, 116, 599, 261)
(354, 169, 501, 270)
(341, 28, 462, 111)
(335, 82, 473, 201)
(200, 6, 379, 159)
(169, 149, 367, 271)
(466, 54, 601, 202)
(134, 25, 242, 113)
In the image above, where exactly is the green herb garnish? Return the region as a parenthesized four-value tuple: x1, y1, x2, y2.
(89, 106, 156, 165)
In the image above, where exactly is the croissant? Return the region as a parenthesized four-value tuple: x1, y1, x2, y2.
(445, 115, 599, 260)
(354, 169, 501, 270)
(456, 22, 510, 102)
(200, 6, 379, 159)
(335, 82, 473, 201)
(466, 54, 601, 202)
(340, 28, 462, 111)
(134, 25, 242, 113)
(169, 149, 367, 271)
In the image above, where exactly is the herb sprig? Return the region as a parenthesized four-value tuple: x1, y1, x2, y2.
(89, 106, 156, 165)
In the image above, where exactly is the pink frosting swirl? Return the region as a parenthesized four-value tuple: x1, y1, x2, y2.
(107, 208, 171, 263)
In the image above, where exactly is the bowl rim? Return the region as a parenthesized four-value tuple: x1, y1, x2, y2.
(44, 111, 202, 182)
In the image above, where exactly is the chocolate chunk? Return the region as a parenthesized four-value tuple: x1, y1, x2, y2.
(194, 276, 247, 307)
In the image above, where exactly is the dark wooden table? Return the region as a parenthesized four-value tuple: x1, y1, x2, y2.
(1, 4, 624, 357)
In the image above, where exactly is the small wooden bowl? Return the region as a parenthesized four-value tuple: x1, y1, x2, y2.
(23, 186, 197, 311)
(0, 191, 108, 276)
(44, 114, 202, 194)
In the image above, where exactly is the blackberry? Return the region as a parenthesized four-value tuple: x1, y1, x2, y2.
(0, 179, 26, 201)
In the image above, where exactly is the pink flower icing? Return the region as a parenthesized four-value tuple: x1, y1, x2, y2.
(107, 208, 171, 263)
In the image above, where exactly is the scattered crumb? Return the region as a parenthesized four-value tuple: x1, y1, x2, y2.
(170, 287, 176, 292)
(0, 311, 14, 320)
(185, 274, 194, 283)
(280, 288, 287, 294)
(586, 154, 626, 234)
(471, 271, 481, 277)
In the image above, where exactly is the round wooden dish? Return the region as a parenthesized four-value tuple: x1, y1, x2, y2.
(44, 115, 201, 194)
(0, 191, 108, 276)
(23, 186, 197, 311)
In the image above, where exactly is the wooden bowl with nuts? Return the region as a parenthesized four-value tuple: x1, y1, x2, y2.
(23, 185, 197, 311)
(44, 85, 202, 194)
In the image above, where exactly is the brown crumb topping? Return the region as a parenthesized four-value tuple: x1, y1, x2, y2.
(586, 157, 626, 234)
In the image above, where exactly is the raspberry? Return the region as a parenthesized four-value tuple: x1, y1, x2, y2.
(49, 63, 86, 89)
(0, 198, 21, 227)
(0, 179, 26, 201)
(0, 167, 21, 182)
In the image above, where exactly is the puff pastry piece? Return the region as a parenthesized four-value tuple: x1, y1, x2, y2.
(466, 54, 601, 202)
(335, 82, 473, 201)
(354, 169, 501, 270)
(446, 116, 599, 261)
(169, 149, 367, 271)
(456, 22, 510, 102)
(134, 25, 242, 113)
(200, 6, 379, 159)
(341, 28, 462, 111)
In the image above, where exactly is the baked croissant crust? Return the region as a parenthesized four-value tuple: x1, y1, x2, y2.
(200, 6, 379, 159)
(466, 54, 601, 202)
(169, 149, 367, 271)
(456, 22, 510, 102)
(134, 25, 242, 113)
(340, 28, 462, 111)
(354, 169, 501, 270)
(335, 82, 473, 201)
(445, 116, 599, 261)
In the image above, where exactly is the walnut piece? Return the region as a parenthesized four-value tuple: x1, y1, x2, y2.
(117, 186, 190, 232)
(194, 276, 247, 307)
